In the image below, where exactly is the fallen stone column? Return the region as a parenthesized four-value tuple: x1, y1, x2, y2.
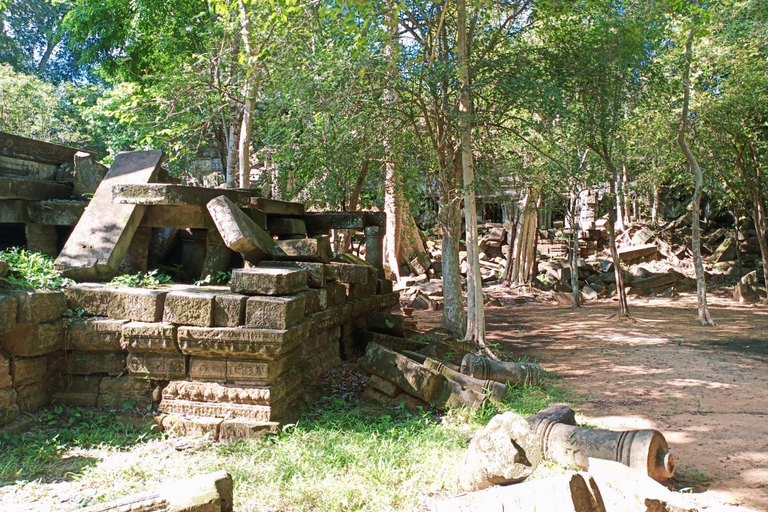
(79, 470, 233, 512)
(423, 357, 506, 403)
(359, 342, 444, 403)
(438, 472, 604, 512)
(460, 354, 543, 386)
(526, 405, 675, 483)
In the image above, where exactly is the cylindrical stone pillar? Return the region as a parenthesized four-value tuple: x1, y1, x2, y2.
(460, 353, 543, 386)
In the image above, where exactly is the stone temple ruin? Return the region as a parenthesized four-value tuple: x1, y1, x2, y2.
(0, 133, 397, 439)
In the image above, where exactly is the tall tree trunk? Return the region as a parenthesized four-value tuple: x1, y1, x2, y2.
(457, 0, 487, 349)
(340, 161, 368, 254)
(652, 184, 659, 225)
(225, 105, 239, 188)
(678, 29, 715, 326)
(607, 162, 631, 318)
(238, 0, 260, 189)
(501, 199, 515, 283)
(751, 192, 768, 297)
(506, 192, 537, 286)
(570, 192, 581, 308)
(622, 164, 632, 225)
(439, 188, 466, 336)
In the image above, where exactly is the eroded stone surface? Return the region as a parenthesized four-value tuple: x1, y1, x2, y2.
(258, 261, 327, 288)
(0, 289, 66, 324)
(245, 295, 306, 329)
(207, 195, 277, 264)
(178, 323, 310, 361)
(66, 318, 126, 351)
(0, 295, 17, 334)
(127, 353, 188, 379)
(97, 375, 152, 408)
(162, 377, 299, 406)
(274, 236, 332, 263)
(64, 283, 114, 317)
(230, 267, 308, 296)
(163, 290, 216, 327)
(68, 350, 126, 375)
(10, 356, 47, 387)
(189, 357, 227, 380)
(107, 288, 168, 322)
(226, 349, 301, 384)
(213, 294, 247, 327)
(121, 321, 179, 354)
(0, 321, 64, 356)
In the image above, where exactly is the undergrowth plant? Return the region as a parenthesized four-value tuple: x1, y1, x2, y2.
(0, 247, 72, 289)
(108, 269, 174, 288)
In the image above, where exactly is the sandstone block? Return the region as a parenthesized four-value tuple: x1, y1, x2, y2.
(68, 350, 126, 375)
(178, 323, 310, 361)
(0, 294, 16, 334)
(345, 281, 376, 300)
(51, 375, 101, 407)
(250, 198, 304, 216)
(162, 290, 215, 327)
(1, 321, 64, 356)
(207, 195, 277, 264)
(226, 349, 301, 384)
(16, 381, 49, 409)
(162, 377, 299, 406)
(64, 283, 114, 317)
(0, 386, 18, 409)
(66, 318, 126, 351)
(218, 419, 279, 441)
(297, 288, 324, 315)
(160, 387, 300, 422)
(326, 282, 347, 305)
(368, 375, 400, 397)
(258, 261, 328, 288)
(107, 288, 168, 322)
(377, 279, 394, 294)
(0, 288, 66, 324)
(267, 217, 307, 237)
(0, 355, 11, 388)
(331, 262, 370, 284)
(97, 375, 153, 408)
(359, 343, 444, 402)
(127, 353, 188, 379)
(121, 322, 179, 354)
(189, 357, 228, 380)
(245, 295, 306, 329)
(274, 236, 332, 263)
(213, 293, 247, 327)
(10, 356, 47, 387)
(162, 415, 223, 438)
(230, 267, 308, 296)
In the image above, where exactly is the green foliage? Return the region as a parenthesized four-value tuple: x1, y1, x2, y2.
(0, 406, 159, 484)
(194, 270, 232, 286)
(0, 247, 72, 289)
(108, 269, 174, 288)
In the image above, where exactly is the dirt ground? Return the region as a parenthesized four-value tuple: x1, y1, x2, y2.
(414, 289, 768, 511)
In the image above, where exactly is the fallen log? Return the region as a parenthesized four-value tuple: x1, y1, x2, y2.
(526, 406, 675, 483)
(460, 354, 543, 386)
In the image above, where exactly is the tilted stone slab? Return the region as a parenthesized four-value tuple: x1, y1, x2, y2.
(359, 342, 445, 403)
(213, 293, 247, 327)
(107, 287, 168, 322)
(189, 357, 228, 380)
(127, 353, 188, 379)
(163, 290, 215, 327)
(64, 283, 114, 317)
(97, 375, 152, 408)
(10, 356, 48, 387)
(68, 350, 126, 376)
(230, 267, 308, 296)
(178, 322, 311, 361)
(258, 261, 328, 288)
(0, 289, 66, 324)
(112, 183, 255, 206)
(0, 294, 17, 334)
(207, 195, 277, 264)
(0, 176, 72, 200)
(66, 318, 126, 351)
(0, 321, 64, 356)
(226, 349, 302, 384)
(274, 236, 332, 263)
(56, 150, 164, 280)
(162, 376, 299, 406)
(245, 295, 306, 330)
(121, 321, 180, 354)
(250, 197, 304, 216)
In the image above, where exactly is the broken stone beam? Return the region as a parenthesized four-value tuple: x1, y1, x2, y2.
(274, 236, 332, 263)
(587, 458, 696, 512)
(0, 176, 72, 200)
(457, 412, 541, 492)
(366, 312, 406, 337)
(460, 353, 543, 386)
(141, 205, 210, 228)
(631, 271, 683, 291)
(0, 131, 95, 165)
(438, 472, 604, 512)
(79, 470, 233, 512)
(526, 405, 675, 483)
(617, 243, 658, 263)
(302, 211, 386, 231)
(207, 195, 278, 264)
(359, 342, 444, 402)
(55, 150, 164, 281)
(423, 357, 506, 403)
(250, 197, 304, 216)
(112, 183, 256, 206)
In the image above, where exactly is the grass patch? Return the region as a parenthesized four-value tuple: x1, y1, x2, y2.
(0, 377, 572, 511)
(0, 247, 72, 289)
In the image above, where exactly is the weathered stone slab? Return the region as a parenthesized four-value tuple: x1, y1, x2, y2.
(178, 322, 311, 361)
(331, 262, 370, 284)
(230, 267, 308, 296)
(0, 355, 11, 388)
(258, 261, 327, 288)
(112, 183, 254, 206)
(141, 204, 209, 228)
(710, 237, 737, 264)
(163, 290, 215, 327)
(346, 281, 376, 300)
(0, 176, 72, 200)
(68, 350, 126, 375)
(0, 199, 30, 223)
(326, 282, 347, 306)
(10, 356, 47, 387)
(297, 288, 325, 315)
(307, 305, 351, 332)
(162, 377, 298, 406)
(121, 322, 179, 354)
(632, 271, 683, 291)
(218, 418, 279, 441)
(617, 243, 658, 263)
(368, 375, 400, 397)
(27, 200, 86, 226)
(267, 217, 307, 237)
(161, 415, 223, 438)
(66, 318, 126, 351)
(359, 343, 444, 403)
(97, 375, 152, 408)
(0, 387, 18, 409)
(160, 400, 279, 422)
(56, 150, 164, 281)
(24, 223, 58, 256)
(188, 357, 227, 380)
(213, 293, 247, 327)
(0, 288, 66, 324)
(0, 132, 93, 165)
(367, 312, 406, 337)
(16, 381, 49, 409)
(245, 295, 306, 330)
(377, 279, 394, 294)
(73, 151, 108, 199)
(107, 287, 168, 322)
(274, 236, 332, 263)
(226, 349, 301, 384)
(64, 283, 114, 317)
(51, 375, 101, 407)
(207, 195, 277, 264)
(734, 270, 765, 303)
(250, 198, 304, 216)
(0, 321, 64, 356)
(0, 294, 17, 334)
(127, 353, 188, 379)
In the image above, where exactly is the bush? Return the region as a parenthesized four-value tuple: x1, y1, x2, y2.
(0, 248, 72, 289)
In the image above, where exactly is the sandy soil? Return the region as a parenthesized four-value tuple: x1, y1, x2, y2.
(415, 290, 768, 511)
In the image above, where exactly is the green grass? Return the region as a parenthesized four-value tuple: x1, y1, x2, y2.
(0, 379, 573, 512)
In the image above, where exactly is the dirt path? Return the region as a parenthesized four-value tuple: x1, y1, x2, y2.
(416, 292, 768, 511)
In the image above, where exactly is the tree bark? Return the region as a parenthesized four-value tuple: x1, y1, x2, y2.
(607, 163, 631, 318)
(440, 187, 467, 336)
(237, 0, 260, 189)
(457, 0, 487, 348)
(678, 29, 715, 326)
(570, 192, 581, 308)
